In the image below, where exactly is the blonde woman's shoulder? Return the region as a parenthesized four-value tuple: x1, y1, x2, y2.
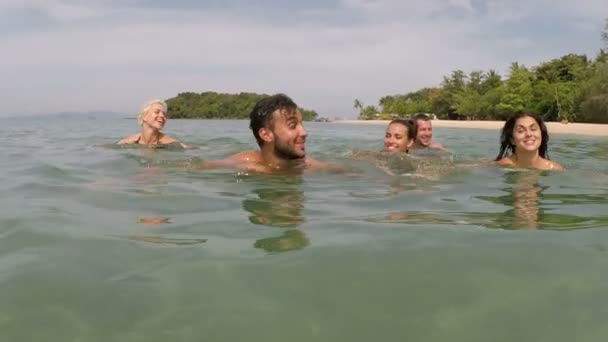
(117, 133, 141, 144)
(159, 134, 177, 144)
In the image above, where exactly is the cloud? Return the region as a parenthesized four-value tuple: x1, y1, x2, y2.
(0, 0, 605, 117)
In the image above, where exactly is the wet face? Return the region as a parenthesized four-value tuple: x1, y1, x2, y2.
(384, 123, 412, 152)
(270, 108, 307, 160)
(142, 103, 167, 130)
(512, 115, 542, 154)
(415, 119, 433, 147)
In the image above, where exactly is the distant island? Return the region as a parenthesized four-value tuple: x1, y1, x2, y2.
(166, 92, 318, 121)
(354, 18, 608, 123)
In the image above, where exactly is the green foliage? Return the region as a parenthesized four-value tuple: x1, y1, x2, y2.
(358, 19, 608, 123)
(578, 61, 608, 123)
(166, 92, 318, 121)
(496, 63, 535, 114)
(603, 18, 608, 47)
(535, 54, 590, 83)
(354, 99, 380, 120)
(533, 80, 579, 121)
(358, 105, 379, 120)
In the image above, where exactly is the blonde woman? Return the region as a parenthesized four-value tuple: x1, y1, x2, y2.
(118, 99, 185, 147)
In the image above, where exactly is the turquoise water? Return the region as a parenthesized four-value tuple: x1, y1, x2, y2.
(2, 114, 608, 341)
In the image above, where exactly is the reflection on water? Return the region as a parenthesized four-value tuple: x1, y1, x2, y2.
(137, 216, 172, 226)
(477, 171, 608, 230)
(119, 216, 208, 246)
(243, 188, 305, 228)
(509, 172, 543, 229)
(121, 235, 208, 246)
(253, 230, 309, 253)
(349, 151, 454, 180)
(241, 176, 310, 252)
(367, 211, 464, 225)
(362, 167, 608, 231)
(102, 142, 186, 151)
(3, 118, 608, 341)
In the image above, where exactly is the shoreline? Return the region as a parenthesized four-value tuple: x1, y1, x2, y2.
(335, 120, 608, 137)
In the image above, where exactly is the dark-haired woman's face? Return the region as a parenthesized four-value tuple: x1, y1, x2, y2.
(512, 116, 541, 154)
(384, 123, 412, 152)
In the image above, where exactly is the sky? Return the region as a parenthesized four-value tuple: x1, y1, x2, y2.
(0, 0, 606, 118)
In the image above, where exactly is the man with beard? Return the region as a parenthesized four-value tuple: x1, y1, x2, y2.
(411, 113, 447, 151)
(200, 94, 336, 174)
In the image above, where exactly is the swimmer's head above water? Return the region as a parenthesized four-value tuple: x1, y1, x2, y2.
(250, 94, 308, 160)
(384, 119, 416, 153)
(495, 112, 564, 170)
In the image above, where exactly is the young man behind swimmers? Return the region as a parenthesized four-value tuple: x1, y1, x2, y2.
(198, 94, 339, 174)
(410, 113, 446, 151)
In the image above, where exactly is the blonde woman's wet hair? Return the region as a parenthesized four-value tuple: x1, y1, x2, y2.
(137, 99, 167, 126)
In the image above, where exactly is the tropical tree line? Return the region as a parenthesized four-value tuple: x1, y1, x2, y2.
(166, 92, 318, 121)
(356, 19, 608, 123)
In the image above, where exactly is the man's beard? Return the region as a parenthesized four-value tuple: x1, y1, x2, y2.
(417, 138, 431, 147)
(274, 139, 305, 160)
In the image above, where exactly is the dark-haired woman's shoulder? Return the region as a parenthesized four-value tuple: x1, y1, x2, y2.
(496, 157, 515, 167)
(545, 159, 565, 170)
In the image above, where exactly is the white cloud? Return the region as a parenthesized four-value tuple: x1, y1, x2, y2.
(0, 0, 605, 117)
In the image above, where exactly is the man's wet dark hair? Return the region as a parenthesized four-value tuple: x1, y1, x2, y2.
(495, 111, 550, 161)
(249, 94, 298, 147)
(388, 119, 417, 141)
(412, 113, 432, 122)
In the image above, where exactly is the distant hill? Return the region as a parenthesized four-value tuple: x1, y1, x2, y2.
(166, 91, 318, 121)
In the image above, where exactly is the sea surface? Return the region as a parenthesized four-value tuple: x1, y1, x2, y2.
(1, 113, 608, 341)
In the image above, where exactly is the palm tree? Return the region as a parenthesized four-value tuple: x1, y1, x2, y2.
(354, 99, 363, 111)
(602, 18, 608, 47)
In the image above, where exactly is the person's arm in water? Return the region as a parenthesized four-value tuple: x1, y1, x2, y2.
(429, 141, 448, 151)
(188, 151, 260, 171)
(305, 157, 360, 175)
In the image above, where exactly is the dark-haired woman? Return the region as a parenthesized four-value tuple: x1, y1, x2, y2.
(495, 112, 564, 170)
(383, 119, 417, 153)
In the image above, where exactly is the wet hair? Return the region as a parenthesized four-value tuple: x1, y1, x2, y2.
(412, 113, 432, 122)
(249, 94, 298, 147)
(137, 99, 167, 126)
(495, 112, 550, 161)
(388, 119, 417, 141)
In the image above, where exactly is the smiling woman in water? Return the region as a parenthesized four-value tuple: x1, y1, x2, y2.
(118, 99, 187, 148)
(495, 112, 564, 170)
(383, 119, 417, 153)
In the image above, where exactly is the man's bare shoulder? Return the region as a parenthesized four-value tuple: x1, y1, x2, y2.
(117, 133, 140, 144)
(226, 150, 263, 163)
(305, 157, 351, 174)
(194, 150, 262, 170)
(429, 141, 447, 150)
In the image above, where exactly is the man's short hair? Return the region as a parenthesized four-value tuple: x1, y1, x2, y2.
(249, 94, 298, 146)
(412, 113, 432, 122)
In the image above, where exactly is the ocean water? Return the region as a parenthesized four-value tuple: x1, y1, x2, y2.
(1, 113, 608, 342)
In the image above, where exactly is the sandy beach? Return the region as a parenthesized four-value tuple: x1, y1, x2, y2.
(336, 120, 608, 137)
